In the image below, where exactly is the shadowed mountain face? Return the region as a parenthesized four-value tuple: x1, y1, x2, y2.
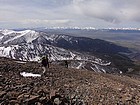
(0, 29, 134, 73)
(50, 36, 130, 54)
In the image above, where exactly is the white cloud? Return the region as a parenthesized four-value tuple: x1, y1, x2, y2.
(72, 0, 140, 23)
(20, 19, 71, 26)
(0, 0, 140, 28)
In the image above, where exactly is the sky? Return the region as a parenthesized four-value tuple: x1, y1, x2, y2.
(0, 0, 140, 29)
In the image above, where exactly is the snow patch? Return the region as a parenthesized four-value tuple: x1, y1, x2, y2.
(20, 72, 41, 77)
(15, 61, 26, 64)
(90, 66, 96, 72)
(0, 36, 4, 40)
(76, 62, 83, 69)
(0, 46, 11, 57)
(101, 69, 106, 73)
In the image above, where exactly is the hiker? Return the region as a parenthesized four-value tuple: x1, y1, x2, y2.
(41, 55, 49, 74)
(46, 55, 49, 68)
(64, 60, 68, 68)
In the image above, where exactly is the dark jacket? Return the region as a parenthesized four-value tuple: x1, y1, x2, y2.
(41, 58, 48, 67)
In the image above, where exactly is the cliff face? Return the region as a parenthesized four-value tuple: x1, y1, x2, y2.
(0, 57, 140, 105)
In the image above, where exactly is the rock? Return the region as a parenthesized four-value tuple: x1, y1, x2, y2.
(0, 86, 3, 90)
(15, 84, 26, 89)
(23, 95, 40, 104)
(121, 93, 134, 103)
(50, 95, 62, 105)
(39, 97, 48, 104)
(6, 91, 20, 100)
(54, 98, 62, 105)
(35, 102, 42, 105)
(23, 86, 31, 92)
(39, 97, 47, 102)
(24, 94, 30, 98)
(125, 94, 133, 101)
(50, 89, 56, 98)
(17, 93, 30, 103)
(38, 89, 47, 97)
(17, 94, 24, 100)
(0, 91, 6, 98)
(9, 100, 19, 105)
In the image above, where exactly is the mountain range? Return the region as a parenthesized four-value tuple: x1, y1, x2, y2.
(0, 29, 135, 73)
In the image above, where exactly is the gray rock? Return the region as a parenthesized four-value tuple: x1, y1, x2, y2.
(0, 91, 6, 98)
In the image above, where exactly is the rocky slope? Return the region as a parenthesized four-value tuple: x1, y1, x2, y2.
(0, 57, 140, 105)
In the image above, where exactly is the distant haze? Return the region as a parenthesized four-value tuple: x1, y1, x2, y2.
(0, 0, 140, 29)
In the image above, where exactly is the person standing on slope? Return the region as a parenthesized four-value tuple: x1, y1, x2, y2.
(41, 55, 49, 74)
(64, 60, 68, 68)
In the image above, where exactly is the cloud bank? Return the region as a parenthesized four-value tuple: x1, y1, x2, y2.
(0, 0, 140, 28)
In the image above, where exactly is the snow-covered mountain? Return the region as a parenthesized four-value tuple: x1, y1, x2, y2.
(0, 29, 130, 73)
(0, 29, 39, 44)
(45, 27, 140, 31)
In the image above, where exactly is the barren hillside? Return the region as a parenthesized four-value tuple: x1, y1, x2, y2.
(0, 57, 140, 105)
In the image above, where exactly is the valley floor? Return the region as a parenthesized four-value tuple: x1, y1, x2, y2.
(0, 57, 140, 105)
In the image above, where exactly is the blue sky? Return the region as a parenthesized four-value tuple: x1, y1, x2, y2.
(0, 0, 140, 29)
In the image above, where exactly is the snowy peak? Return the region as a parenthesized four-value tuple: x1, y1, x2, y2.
(22, 30, 39, 43)
(0, 29, 70, 45)
(0, 29, 15, 35)
(0, 30, 39, 44)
